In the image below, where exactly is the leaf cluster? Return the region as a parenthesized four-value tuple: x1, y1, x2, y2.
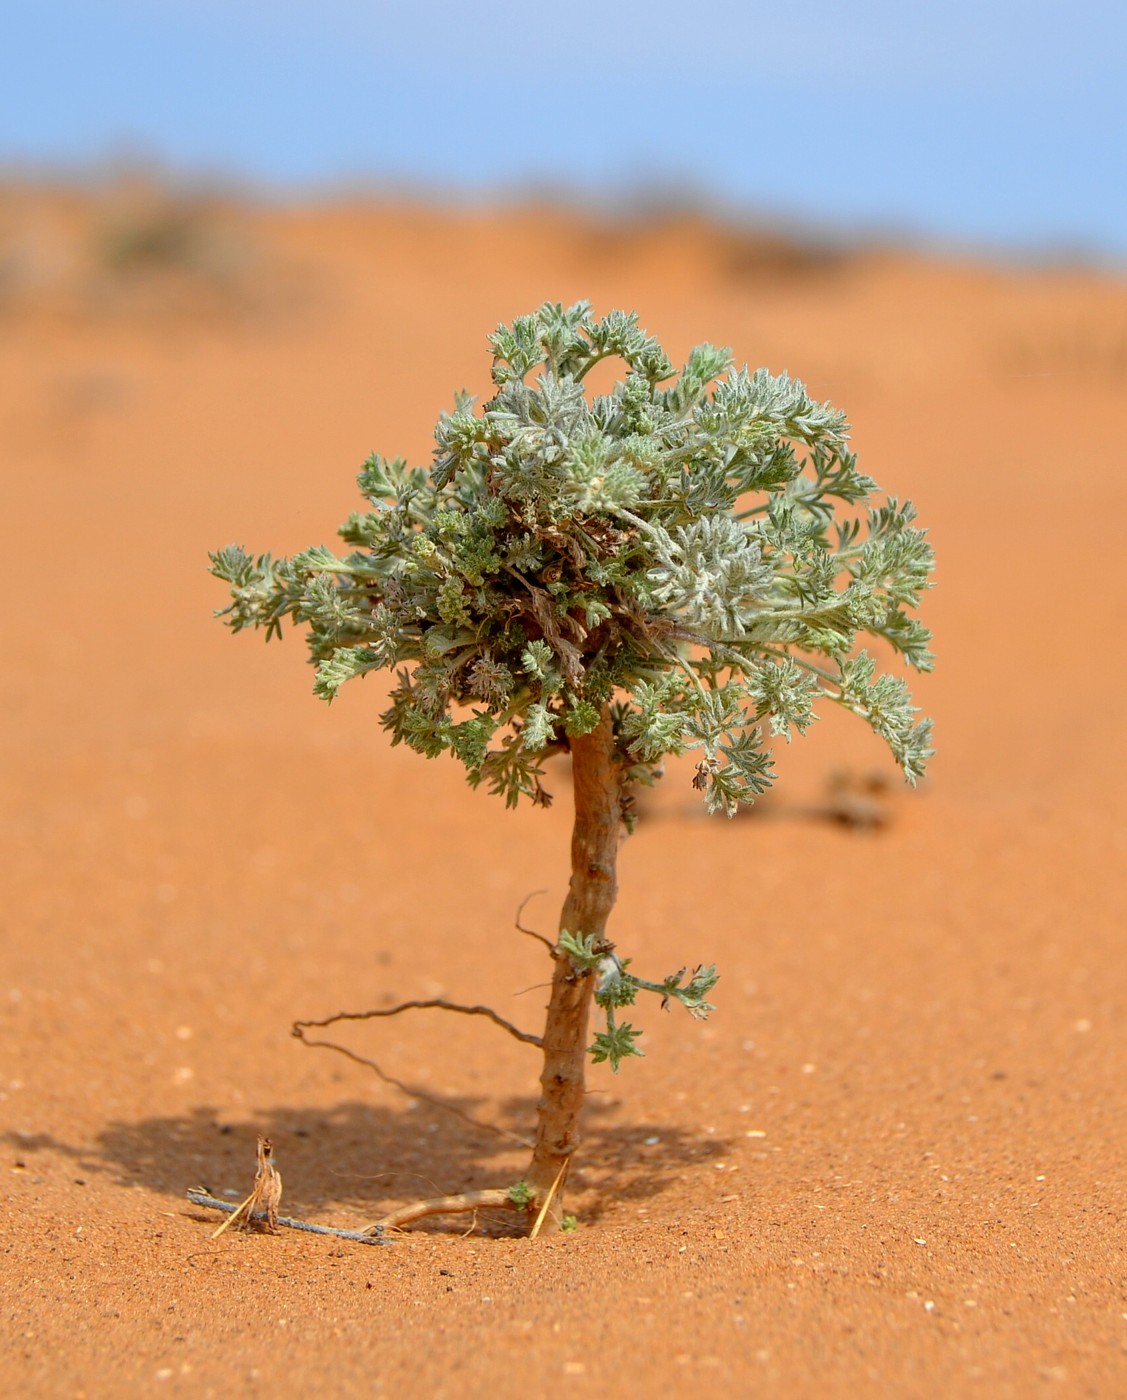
(559, 931, 720, 1072)
(212, 300, 934, 812)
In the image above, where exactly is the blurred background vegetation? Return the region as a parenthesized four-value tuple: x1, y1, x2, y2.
(1, 0, 1124, 264)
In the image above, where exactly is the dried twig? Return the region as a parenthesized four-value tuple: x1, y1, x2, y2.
(294, 1000, 542, 1048)
(514, 890, 556, 954)
(291, 998, 541, 1149)
(188, 1190, 388, 1246)
(210, 1135, 282, 1237)
(528, 1156, 570, 1240)
(290, 1029, 534, 1147)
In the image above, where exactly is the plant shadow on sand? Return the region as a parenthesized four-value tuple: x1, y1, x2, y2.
(3, 1096, 732, 1236)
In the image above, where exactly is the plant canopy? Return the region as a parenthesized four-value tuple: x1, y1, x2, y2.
(212, 299, 934, 820)
(210, 300, 934, 1231)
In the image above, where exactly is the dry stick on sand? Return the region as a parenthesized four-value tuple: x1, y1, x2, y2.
(209, 1135, 283, 1237)
(189, 1135, 389, 1246)
(187, 1190, 387, 1245)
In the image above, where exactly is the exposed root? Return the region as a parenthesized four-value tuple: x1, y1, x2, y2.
(368, 1188, 520, 1233)
(514, 890, 556, 954)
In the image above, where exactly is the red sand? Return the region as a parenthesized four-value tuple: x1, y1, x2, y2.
(2, 189, 1126, 1396)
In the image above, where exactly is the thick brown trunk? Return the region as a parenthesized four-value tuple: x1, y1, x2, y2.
(523, 709, 622, 1228)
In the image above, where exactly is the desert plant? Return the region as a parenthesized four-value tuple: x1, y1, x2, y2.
(211, 300, 934, 1234)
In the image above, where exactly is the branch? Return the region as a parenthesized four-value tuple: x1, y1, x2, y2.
(294, 999, 542, 1047)
(187, 1190, 388, 1245)
(290, 1028, 534, 1148)
(514, 890, 555, 954)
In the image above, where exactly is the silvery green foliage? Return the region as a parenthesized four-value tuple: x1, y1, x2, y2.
(212, 301, 934, 816)
(559, 930, 720, 1071)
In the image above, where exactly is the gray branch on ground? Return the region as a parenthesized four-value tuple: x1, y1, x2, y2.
(368, 1188, 520, 1232)
(187, 1190, 389, 1245)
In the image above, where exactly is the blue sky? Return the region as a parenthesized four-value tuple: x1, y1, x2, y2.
(3, 1, 1125, 259)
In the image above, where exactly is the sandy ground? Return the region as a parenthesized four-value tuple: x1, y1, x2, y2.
(2, 184, 1126, 1397)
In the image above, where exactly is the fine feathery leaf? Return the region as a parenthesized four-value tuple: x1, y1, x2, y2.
(589, 1022, 645, 1073)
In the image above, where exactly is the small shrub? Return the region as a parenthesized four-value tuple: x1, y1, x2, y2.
(212, 300, 934, 1233)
